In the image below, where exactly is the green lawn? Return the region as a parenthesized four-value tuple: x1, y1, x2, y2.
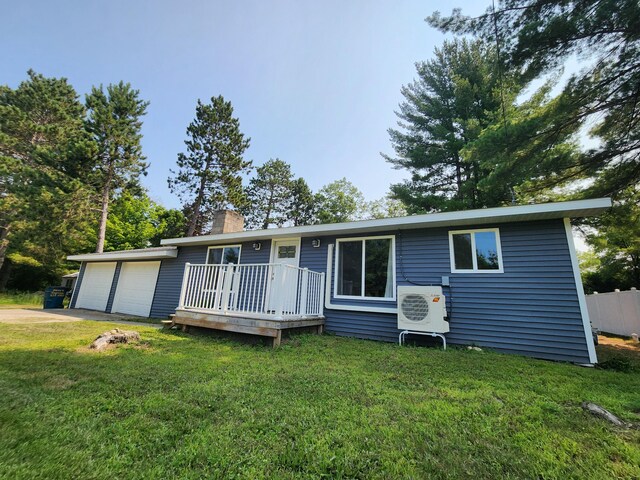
(0, 291, 43, 309)
(0, 322, 638, 479)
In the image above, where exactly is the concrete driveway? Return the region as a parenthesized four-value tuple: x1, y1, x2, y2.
(0, 308, 159, 327)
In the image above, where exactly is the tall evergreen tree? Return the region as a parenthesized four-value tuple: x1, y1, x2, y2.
(428, 0, 640, 198)
(169, 96, 251, 236)
(288, 177, 316, 226)
(242, 158, 294, 229)
(0, 70, 95, 289)
(383, 39, 515, 213)
(85, 82, 148, 253)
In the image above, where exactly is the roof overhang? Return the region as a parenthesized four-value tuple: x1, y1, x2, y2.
(67, 246, 178, 262)
(161, 198, 612, 247)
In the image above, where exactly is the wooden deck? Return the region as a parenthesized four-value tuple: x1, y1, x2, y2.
(171, 308, 325, 347)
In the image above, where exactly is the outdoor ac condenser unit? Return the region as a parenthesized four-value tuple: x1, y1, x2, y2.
(397, 286, 449, 333)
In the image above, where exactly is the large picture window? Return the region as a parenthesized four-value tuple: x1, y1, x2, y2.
(207, 245, 241, 265)
(335, 236, 395, 300)
(449, 229, 503, 273)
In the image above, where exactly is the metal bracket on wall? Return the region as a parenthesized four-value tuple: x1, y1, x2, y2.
(398, 330, 447, 350)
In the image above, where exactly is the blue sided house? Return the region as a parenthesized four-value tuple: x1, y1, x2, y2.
(68, 198, 611, 364)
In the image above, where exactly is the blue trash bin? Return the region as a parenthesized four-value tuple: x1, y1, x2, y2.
(43, 286, 68, 309)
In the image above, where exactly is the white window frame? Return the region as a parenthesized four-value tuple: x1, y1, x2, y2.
(448, 228, 504, 273)
(206, 244, 242, 265)
(334, 235, 396, 301)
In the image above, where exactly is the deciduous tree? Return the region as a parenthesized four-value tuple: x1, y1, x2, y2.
(315, 178, 366, 224)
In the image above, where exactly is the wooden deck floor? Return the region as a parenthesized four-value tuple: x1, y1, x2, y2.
(171, 308, 325, 347)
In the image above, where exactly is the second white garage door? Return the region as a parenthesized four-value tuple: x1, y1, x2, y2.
(111, 261, 161, 317)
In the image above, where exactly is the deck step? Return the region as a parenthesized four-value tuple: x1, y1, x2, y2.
(161, 319, 175, 329)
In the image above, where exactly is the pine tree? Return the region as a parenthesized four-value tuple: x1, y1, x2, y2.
(428, 0, 640, 198)
(85, 82, 149, 253)
(243, 159, 294, 229)
(169, 96, 251, 236)
(288, 177, 316, 226)
(383, 39, 515, 213)
(0, 70, 95, 289)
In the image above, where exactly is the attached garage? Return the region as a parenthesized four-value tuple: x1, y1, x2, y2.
(74, 262, 117, 311)
(111, 261, 161, 317)
(68, 247, 178, 316)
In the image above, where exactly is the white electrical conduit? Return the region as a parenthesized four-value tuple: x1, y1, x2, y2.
(325, 243, 398, 314)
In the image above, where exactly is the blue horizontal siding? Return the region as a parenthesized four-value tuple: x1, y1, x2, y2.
(149, 246, 208, 318)
(137, 218, 590, 363)
(298, 219, 591, 363)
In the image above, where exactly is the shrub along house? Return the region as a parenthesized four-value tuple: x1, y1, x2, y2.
(68, 198, 611, 364)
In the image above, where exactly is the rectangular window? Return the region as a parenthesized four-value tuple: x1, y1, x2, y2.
(207, 245, 241, 265)
(449, 229, 503, 273)
(277, 245, 296, 259)
(335, 236, 395, 300)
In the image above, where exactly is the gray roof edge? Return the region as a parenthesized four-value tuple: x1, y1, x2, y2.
(158, 197, 611, 247)
(67, 246, 178, 262)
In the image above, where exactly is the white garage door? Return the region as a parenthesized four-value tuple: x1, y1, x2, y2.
(111, 261, 161, 317)
(74, 262, 117, 311)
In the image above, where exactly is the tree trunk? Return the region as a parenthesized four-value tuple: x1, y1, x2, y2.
(96, 163, 114, 253)
(262, 191, 274, 230)
(0, 223, 10, 278)
(0, 258, 12, 292)
(186, 165, 210, 237)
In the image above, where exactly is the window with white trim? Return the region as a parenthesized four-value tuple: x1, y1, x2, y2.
(335, 236, 395, 300)
(449, 229, 503, 273)
(206, 245, 241, 265)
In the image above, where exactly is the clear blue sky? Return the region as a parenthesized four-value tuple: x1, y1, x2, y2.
(3, 0, 486, 209)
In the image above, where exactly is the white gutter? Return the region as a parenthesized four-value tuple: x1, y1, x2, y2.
(67, 247, 178, 262)
(161, 198, 612, 247)
(324, 243, 398, 315)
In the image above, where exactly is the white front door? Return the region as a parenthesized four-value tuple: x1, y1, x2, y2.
(269, 239, 300, 313)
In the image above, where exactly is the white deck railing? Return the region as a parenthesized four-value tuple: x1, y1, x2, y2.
(178, 263, 325, 320)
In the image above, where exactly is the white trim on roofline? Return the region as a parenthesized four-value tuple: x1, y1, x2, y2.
(67, 247, 178, 262)
(160, 198, 612, 247)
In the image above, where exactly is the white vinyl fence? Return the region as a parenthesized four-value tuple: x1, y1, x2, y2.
(586, 288, 640, 337)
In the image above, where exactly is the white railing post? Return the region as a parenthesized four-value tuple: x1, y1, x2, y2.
(319, 272, 325, 317)
(221, 263, 235, 314)
(178, 263, 191, 309)
(300, 268, 309, 317)
(274, 264, 286, 319)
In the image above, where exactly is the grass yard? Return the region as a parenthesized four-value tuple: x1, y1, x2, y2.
(0, 322, 639, 479)
(0, 291, 43, 309)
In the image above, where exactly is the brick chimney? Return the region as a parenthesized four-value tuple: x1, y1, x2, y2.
(210, 210, 244, 234)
